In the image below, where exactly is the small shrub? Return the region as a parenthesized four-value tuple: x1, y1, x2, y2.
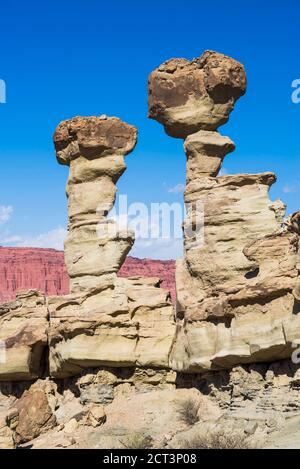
(123, 432, 153, 449)
(177, 398, 200, 425)
(180, 430, 254, 449)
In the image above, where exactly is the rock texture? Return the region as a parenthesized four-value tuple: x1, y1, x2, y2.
(118, 258, 176, 302)
(177, 359, 300, 430)
(2, 361, 298, 449)
(0, 290, 48, 381)
(148, 51, 300, 373)
(48, 276, 175, 378)
(148, 50, 246, 138)
(0, 411, 15, 449)
(184, 130, 235, 180)
(50, 115, 176, 377)
(13, 379, 57, 444)
(1, 51, 300, 449)
(0, 248, 176, 304)
(53, 115, 138, 293)
(0, 115, 176, 383)
(0, 376, 220, 449)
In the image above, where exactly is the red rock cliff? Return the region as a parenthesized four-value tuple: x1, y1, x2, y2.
(0, 247, 176, 303)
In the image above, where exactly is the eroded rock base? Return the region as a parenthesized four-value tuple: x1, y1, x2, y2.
(1, 359, 300, 448)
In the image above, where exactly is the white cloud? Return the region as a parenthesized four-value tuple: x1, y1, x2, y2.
(130, 237, 183, 260)
(2, 225, 182, 259)
(0, 235, 22, 243)
(0, 205, 13, 224)
(283, 184, 298, 194)
(16, 227, 67, 251)
(168, 183, 185, 194)
(0, 226, 67, 251)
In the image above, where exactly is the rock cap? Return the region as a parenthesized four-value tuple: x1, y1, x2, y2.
(148, 50, 246, 138)
(54, 115, 137, 165)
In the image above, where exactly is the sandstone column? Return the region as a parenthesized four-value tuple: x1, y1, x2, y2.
(148, 51, 300, 373)
(53, 115, 137, 293)
(49, 115, 176, 378)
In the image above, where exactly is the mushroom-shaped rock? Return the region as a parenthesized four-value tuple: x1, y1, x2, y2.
(148, 50, 246, 139)
(53, 115, 137, 165)
(53, 115, 138, 291)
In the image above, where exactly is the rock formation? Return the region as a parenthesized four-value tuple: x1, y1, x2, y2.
(50, 115, 175, 377)
(148, 50, 300, 373)
(1, 50, 300, 449)
(0, 247, 69, 302)
(0, 290, 48, 381)
(48, 274, 174, 378)
(148, 50, 246, 138)
(119, 258, 176, 302)
(53, 115, 137, 293)
(0, 116, 176, 384)
(0, 248, 176, 303)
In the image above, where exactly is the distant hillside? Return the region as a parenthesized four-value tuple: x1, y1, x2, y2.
(0, 247, 176, 303)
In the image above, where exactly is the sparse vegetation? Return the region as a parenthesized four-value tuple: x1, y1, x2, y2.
(177, 398, 200, 425)
(180, 430, 254, 449)
(122, 432, 153, 449)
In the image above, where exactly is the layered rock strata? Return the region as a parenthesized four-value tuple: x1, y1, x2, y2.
(0, 116, 176, 382)
(0, 50, 300, 449)
(50, 116, 175, 377)
(118, 257, 176, 303)
(0, 247, 69, 302)
(176, 358, 300, 439)
(3, 360, 300, 449)
(48, 276, 174, 378)
(148, 50, 300, 372)
(53, 115, 137, 293)
(0, 290, 48, 381)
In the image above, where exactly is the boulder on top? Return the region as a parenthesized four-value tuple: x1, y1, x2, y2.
(148, 50, 246, 138)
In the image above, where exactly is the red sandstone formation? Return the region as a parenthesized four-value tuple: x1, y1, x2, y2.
(0, 247, 176, 303)
(0, 247, 69, 302)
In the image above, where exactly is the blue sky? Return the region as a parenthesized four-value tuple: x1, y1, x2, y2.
(0, 0, 299, 259)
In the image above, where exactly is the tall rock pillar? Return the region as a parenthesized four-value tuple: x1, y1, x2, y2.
(148, 51, 300, 373)
(53, 116, 137, 293)
(50, 115, 175, 377)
